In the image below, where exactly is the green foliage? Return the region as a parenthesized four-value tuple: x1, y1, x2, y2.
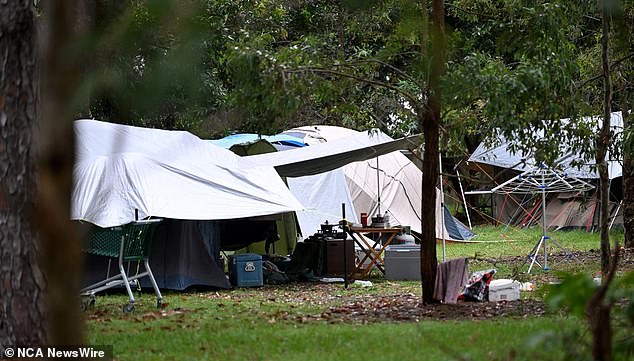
(223, 0, 431, 136)
(545, 273, 597, 316)
(444, 0, 596, 165)
(543, 269, 634, 360)
(83, 0, 232, 132)
(79, 0, 631, 149)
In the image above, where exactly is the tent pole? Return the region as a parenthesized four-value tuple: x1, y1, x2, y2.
(341, 203, 349, 289)
(376, 157, 381, 215)
(439, 154, 446, 262)
(541, 169, 548, 270)
(456, 169, 472, 229)
(609, 200, 622, 231)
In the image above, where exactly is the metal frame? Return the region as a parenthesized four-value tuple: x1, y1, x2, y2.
(467, 164, 594, 273)
(80, 219, 163, 313)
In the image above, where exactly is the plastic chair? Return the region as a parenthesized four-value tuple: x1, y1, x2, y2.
(80, 219, 163, 313)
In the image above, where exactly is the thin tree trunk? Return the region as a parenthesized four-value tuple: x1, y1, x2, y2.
(0, 0, 47, 348)
(420, 0, 445, 304)
(586, 247, 618, 361)
(587, 2, 614, 360)
(597, 0, 612, 278)
(37, 0, 85, 345)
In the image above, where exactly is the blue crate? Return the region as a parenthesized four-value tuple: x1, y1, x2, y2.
(228, 253, 263, 287)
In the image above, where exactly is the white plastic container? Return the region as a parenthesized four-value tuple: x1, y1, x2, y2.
(488, 279, 521, 302)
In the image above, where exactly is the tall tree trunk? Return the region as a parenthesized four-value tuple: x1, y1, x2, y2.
(586, 2, 615, 361)
(37, 1, 85, 345)
(420, 0, 445, 304)
(623, 107, 633, 249)
(0, 0, 47, 348)
(597, 0, 612, 278)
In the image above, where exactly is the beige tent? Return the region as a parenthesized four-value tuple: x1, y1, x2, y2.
(281, 126, 474, 241)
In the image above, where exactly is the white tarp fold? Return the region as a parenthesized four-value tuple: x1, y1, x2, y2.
(72, 119, 304, 228)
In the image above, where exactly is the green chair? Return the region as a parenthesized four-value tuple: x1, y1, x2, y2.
(81, 219, 163, 313)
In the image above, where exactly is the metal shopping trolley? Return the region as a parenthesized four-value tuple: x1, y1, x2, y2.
(80, 219, 163, 313)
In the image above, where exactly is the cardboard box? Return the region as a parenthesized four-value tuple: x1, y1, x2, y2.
(385, 244, 420, 281)
(488, 279, 520, 302)
(229, 253, 263, 287)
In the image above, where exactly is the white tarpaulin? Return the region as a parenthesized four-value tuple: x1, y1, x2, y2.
(72, 119, 304, 228)
(469, 111, 624, 180)
(208, 134, 358, 237)
(286, 169, 358, 237)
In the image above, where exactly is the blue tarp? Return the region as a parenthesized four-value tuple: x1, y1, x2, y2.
(209, 134, 306, 149)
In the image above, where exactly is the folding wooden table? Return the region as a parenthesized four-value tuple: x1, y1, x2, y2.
(347, 227, 400, 277)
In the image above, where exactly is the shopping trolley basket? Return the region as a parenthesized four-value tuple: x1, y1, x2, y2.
(80, 219, 163, 313)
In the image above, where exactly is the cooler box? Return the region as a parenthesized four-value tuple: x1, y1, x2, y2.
(385, 244, 420, 281)
(488, 279, 520, 302)
(324, 238, 355, 276)
(229, 253, 263, 287)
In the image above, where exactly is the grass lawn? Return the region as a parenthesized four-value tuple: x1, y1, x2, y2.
(86, 288, 582, 361)
(85, 226, 630, 360)
(443, 225, 621, 258)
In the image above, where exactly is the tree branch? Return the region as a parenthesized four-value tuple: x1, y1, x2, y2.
(284, 66, 424, 110)
(446, 3, 498, 20)
(577, 52, 634, 89)
(347, 58, 426, 91)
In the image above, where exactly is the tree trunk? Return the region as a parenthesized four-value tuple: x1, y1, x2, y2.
(623, 107, 633, 249)
(586, 246, 619, 361)
(587, 2, 614, 360)
(420, 0, 445, 304)
(597, 0, 612, 278)
(0, 0, 47, 348)
(588, 303, 613, 361)
(37, 1, 85, 345)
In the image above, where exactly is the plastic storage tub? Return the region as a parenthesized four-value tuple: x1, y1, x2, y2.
(229, 253, 263, 287)
(488, 279, 520, 302)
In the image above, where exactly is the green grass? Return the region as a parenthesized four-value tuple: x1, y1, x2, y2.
(443, 225, 623, 259)
(85, 226, 630, 360)
(436, 225, 625, 282)
(86, 289, 580, 361)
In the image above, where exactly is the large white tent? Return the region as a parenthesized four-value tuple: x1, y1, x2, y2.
(72, 119, 304, 228)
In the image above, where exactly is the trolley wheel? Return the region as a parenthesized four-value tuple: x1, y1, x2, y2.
(156, 299, 163, 309)
(80, 301, 88, 312)
(88, 295, 96, 307)
(122, 303, 135, 314)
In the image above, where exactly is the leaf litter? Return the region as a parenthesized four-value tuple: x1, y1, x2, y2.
(85, 249, 633, 325)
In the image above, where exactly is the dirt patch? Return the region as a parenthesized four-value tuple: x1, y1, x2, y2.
(264, 248, 634, 324)
(315, 295, 547, 323)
